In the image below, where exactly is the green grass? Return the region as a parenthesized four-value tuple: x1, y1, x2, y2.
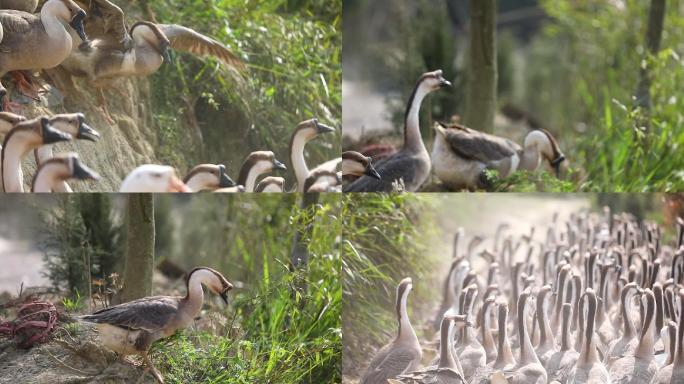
(61, 291, 85, 313)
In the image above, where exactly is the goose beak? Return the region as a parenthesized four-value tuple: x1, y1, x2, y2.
(365, 163, 381, 180)
(77, 121, 100, 142)
(168, 175, 191, 193)
(219, 283, 233, 304)
(72, 158, 101, 181)
(70, 10, 88, 43)
(161, 41, 172, 63)
(316, 122, 335, 134)
(272, 159, 287, 171)
(550, 155, 565, 178)
(440, 78, 452, 88)
(219, 171, 236, 188)
(41, 119, 72, 144)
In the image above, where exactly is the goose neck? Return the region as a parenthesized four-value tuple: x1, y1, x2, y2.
(184, 269, 211, 319)
(537, 290, 555, 349)
(403, 83, 429, 154)
(579, 291, 599, 364)
(494, 307, 515, 369)
(438, 318, 457, 369)
(2, 134, 32, 192)
(635, 292, 655, 359)
(290, 133, 310, 192)
(517, 295, 539, 365)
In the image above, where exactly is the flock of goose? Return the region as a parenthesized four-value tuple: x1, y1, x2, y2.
(0, 0, 342, 193)
(342, 70, 566, 192)
(360, 208, 684, 384)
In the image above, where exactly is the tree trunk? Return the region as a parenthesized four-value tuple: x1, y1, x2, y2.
(464, 0, 497, 132)
(634, 0, 666, 134)
(120, 194, 155, 303)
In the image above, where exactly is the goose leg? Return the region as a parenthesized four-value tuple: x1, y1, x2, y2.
(11, 71, 42, 101)
(143, 353, 164, 384)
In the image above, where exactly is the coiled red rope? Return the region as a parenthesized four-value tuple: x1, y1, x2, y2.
(0, 301, 58, 348)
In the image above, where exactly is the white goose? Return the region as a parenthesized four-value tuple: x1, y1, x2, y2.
(289, 118, 335, 192)
(431, 122, 565, 190)
(119, 164, 190, 193)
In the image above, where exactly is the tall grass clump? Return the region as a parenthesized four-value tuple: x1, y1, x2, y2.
(150, 194, 341, 383)
(341, 193, 437, 376)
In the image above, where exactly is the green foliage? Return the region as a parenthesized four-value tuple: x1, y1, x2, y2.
(61, 291, 85, 313)
(150, 194, 341, 383)
(529, 0, 684, 191)
(145, 0, 341, 184)
(488, 169, 577, 192)
(40, 196, 123, 296)
(340, 193, 437, 374)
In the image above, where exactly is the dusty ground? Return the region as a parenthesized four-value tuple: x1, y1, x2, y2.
(342, 194, 591, 383)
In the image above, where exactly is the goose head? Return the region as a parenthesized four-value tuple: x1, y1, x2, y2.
(341, 151, 381, 180)
(292, 118, 336, 142)
(183, 164, 236, 191)
(418, 70, 452, 92)
(523, 129, 565, 177)
(32, 152, 100, 192)
(0, 112, 26, 138)
(237, 151, 287, 190)
(186, 267, 233, 304)
(48, 113, 100, 142)
(44, 0, 88, 42)
(120, 164, 191, 193)
(4, 117, 73, 148)
(130, 21, 171, 63)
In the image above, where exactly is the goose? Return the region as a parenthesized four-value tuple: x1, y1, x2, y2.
(479, 297, 498, 364)
(361, 277, 422, 384)
(182, 164, 235, 192)
(303, 169, 341, 193)
(652, 291, 684, 383)
(431, 258, 468, 331)
(393, 314, 469, 384)
(571, 288, 609, 384)
(0, 111, 25, 144)
(32, 112, 100, 192)
(504, 288, 547, 384)
(341, 151, 381, 185)
(0, 0, 38, 12)
(455, 284, 485, 381)
(1, 117, 72, 192)
(431, 122, 565, 190)
(469, 302, 517, 384)
(288, 118, 335, 192)
(345, 70, 452, 192)
(60, 0, 243, 116)
(31, 152, 99, 192)
(236, 151, 286, 192)
(255, 176, 285, 193)
(535, 285, 557, 367)
(605, 282, 640, 367)
(546, 303, 579, 383)
(119, 164, 190, 192)
(80, 267, 233, 384)
(0, 0, 88, 110)
(608, 288, 657, 384)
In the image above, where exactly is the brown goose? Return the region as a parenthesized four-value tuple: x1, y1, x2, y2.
(183, 164, 235, 192)
(288, 118, 335, 192)
(605, 282, 640, 367)
(608, 288, 657, 384)
(431, 122, 565, 190)
(341, 151, 381, 186)
(80, 267, 232, 384)
(255, 176, 285, 193)
(571, 289, 609, 384)
(0, 0, 37, 12)
(33, 112, 100, 192)
(236, 151, 286, 192)
(546, 303, 579, 383)
(361, 278, 422, 384)
(0, 111, 26, 145)
(469, 302, 517, 384)
(652, 290, 684, 383)
(505, 288, 547, 384)
(479, 297, 498, 364)
(31, 152, 99, 192)
(454, 284, 485, 381)
(393, 314, 468, 384)
(535, 285, 557, 368)
(345, 70, 451, 192)
(0, 0, 88, 110)
(62, 0, 243, 83)
(1, 117, 72, 192)
(303, 168, 341, 193)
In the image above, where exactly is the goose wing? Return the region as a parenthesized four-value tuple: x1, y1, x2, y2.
(77, 0, 130, 48)
(80, 296, 179, 332)
(0, 10, 38, 43)
(438, 124, 519, 163)
(344, 151, 424, 192)
(158, 24, 245, 70)
(362, 344, 421, 384)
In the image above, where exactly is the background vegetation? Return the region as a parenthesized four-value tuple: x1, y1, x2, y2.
(145, 0, 342, 184)
(2, 194, 341, 383)
(342, 0, 684, 192)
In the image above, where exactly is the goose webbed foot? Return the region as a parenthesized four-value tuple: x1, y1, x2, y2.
(143, 354, 164, 384)
(11, 71, 43, 101)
